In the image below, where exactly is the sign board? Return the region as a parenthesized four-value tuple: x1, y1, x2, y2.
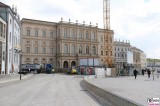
(21, 64, 41, 69)
(80, 58, 100, 66)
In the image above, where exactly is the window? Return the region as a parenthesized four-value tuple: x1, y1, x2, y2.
(26, 58, 30, 61)
(26, 41, 30, 43)
(86, 31, 89, 39)
(27, 30, 30, 36)
(115, 53, 116, 57)
(79, 30, 82, 39)
(35, 47, 38, 53)
(111, 51, 112, 56)
(71, 29, 75, 38)
(0, 22, 2, 37)
(35, 30, 38, 37)
(71, 44, 76, 54)
(9, 52, 11, 63)
(79, 45, 83, 54)
(50, 32, 53, 38)
(10, 19, 12, 25)
(101, 37, 103, 42)
(92, 46, 96, 54)
(3, 51, 5, 61)
(64, 28, 67, 37)
(26, 47, 30, 53)
(3, 24, 6, 38)
(64, 44, 68, 53)
(10, 32, 11, 42)
(42, 31, 46, 37)
(115, 48, 116, 51)
(106, 51, 108, 55)
(42, 48, 46, 53)
(91, 32, 96, 40)
(86, 46, 89, 54)
(50, 48, 53, 54)
(101, 51, 103, 55)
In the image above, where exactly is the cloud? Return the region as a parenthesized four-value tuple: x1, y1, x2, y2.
(1, 0, 160, 59)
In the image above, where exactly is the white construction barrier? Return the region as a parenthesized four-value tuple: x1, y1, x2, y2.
(105, 68, 111, 76)
(95, 68, 105, 78)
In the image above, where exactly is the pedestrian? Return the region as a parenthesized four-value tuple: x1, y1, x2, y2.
(142, 69, 144, 76)
(147, 69, 151, 78)
(133, 69, 138, 79)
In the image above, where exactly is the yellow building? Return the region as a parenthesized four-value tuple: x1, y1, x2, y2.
(21, 18, 114, 69)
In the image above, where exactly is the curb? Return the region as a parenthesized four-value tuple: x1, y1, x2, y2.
(82, 76, 143, 106)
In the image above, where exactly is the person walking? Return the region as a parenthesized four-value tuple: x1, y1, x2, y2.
(142, 69, 144, 76)
(133, 69, 138, 79)
(147, 69, 151, 78)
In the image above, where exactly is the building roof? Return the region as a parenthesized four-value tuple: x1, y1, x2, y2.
(0, 2, 10, 8)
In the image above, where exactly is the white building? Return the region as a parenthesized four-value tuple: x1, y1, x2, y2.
(0, 2, 21, 74)
(114, 39, 131, 70)
(0, 16, 6, 74)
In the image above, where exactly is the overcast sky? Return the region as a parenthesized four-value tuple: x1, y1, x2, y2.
(2, 0, 160, 59)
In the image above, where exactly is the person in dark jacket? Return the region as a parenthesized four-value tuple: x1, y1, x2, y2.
(133, 69, 138, 79)
(142, 69, 144, 76)
(147, 69, 151, 78)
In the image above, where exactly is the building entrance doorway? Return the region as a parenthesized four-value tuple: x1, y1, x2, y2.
(63, 61, 68, 68)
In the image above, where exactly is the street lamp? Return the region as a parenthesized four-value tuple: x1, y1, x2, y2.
(14, 46, 22, 80)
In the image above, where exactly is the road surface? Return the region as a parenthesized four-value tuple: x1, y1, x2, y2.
(0, 74, 101, 106)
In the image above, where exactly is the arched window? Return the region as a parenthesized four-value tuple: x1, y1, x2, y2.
(64, 44, 68, 53)
(86, 46, 89, 54)
(64, 28, 67, 37)
(86, 31, 89, 39)
(79, 45, 83, 54)
(72, 29, 75, 38)
(92, 46, 96, 55)
(71, 44, 76, 54)
(79, 30, 82, 39)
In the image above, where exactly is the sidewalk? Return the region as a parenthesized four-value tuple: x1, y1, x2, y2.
(0, 74, 33, 84)
(87, 74, 160, 106)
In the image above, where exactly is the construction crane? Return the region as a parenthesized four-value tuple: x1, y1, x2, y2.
(103, 0, 114, 67)
(103, 0, 110, 29)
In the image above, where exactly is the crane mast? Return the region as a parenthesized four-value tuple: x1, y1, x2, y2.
(103, 0, 110, 29)
(103, 0, 114, 67)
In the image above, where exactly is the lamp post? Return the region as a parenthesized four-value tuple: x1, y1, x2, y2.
(14, 47, 22, 80)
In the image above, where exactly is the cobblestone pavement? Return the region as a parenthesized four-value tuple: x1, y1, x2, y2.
(87, 74, 160, 106)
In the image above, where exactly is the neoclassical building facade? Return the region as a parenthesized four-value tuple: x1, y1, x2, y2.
(114, 40, 131, 69)
(21, 18, 114, 68)
(0, 2, 21, 74)
(114, 39, 147, 72)
(0, 16, 6, 74)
